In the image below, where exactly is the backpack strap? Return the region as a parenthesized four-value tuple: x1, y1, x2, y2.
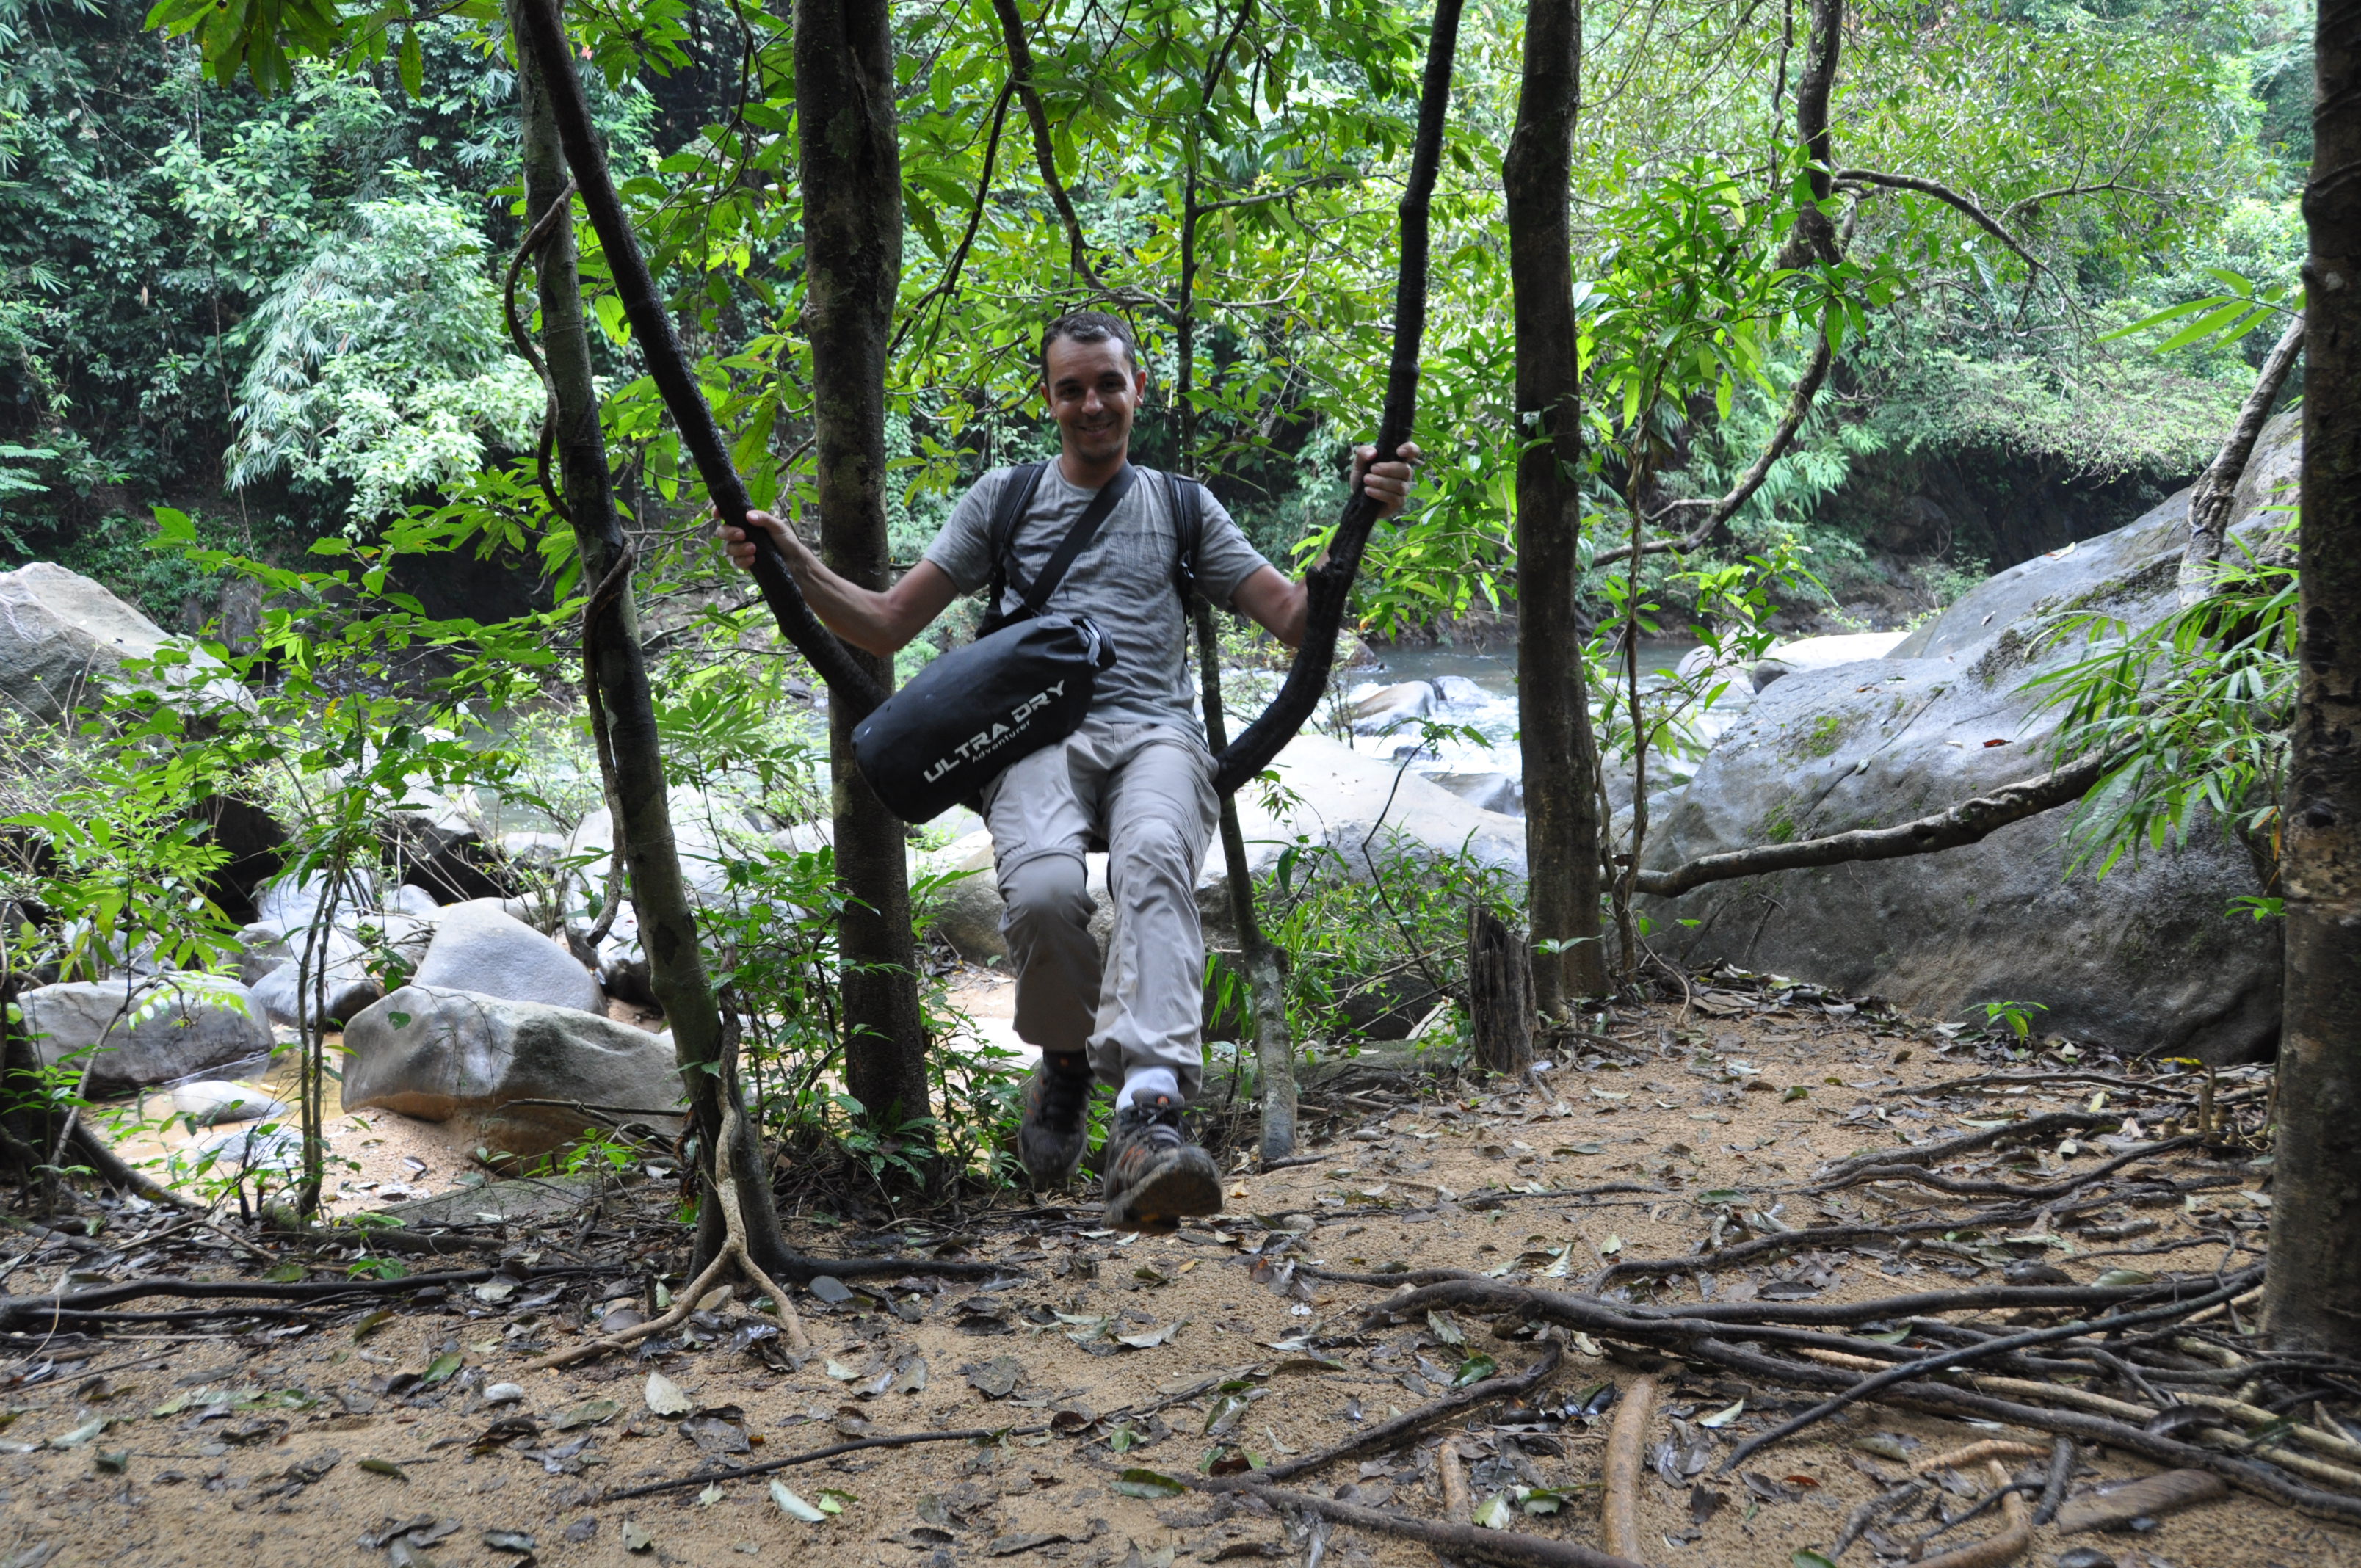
(1163, 468, 1205, 609)
(979, 462, 1048, 634)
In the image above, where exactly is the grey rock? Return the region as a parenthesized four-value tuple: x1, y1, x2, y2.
(413, 899, 600, 1014)
(391, 883, 442, 917)
(1750, 631, 1910, 692)
(232, 921, 294, 987)
(1432, 675, 1491, 707)
(170, 1079, 290, 1126)
(1348, 680, 1437, 734)
(255, 869, 379, 933)
(192, 1124, 301, 1172)
(1425, 769, 1523, 816)
(0, 562, 247, 724)
(20, 974, 271, 1095)
(249, 926, 381, 1027)
(371, 1172, 604, 1224)
(341, 986, 684, 1161)
(1642, 418, 2299, 1062)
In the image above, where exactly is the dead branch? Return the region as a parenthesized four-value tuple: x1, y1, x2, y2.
(601, 1424, 1050, 1503)
(2180, 314, 2304, 603)
(0, 1264, 581, 1332)
(1848, 1133, 2199, 1201)
(1911, 1439, 2050, 1474)
(1221, 1481, 1650, 1568)
(1631, 750, 2114, 898)
(1437, 1437, 1474, 1522)
(2030, 1437, 2076, 1526)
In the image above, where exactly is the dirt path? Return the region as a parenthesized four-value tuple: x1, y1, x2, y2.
(0, 984, 2332, 1568)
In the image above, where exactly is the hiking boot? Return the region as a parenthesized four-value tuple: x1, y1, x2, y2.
(1100, 1094, 1221, 1231)
(1018, 1051, 1095, 1189)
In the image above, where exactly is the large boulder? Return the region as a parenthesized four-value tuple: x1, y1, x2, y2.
(411, 899, 601, 1014)
(20, 974, 271, 1095)
(341, 985, 683, 1160)
(1640, 414, 2299, 1061)
(0, 562, 247, 724)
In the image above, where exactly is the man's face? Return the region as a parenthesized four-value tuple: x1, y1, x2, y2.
(1042, 334, 1145, 467)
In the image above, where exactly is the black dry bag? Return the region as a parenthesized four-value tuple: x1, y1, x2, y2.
(850, 613, 1113, 822)
(851, 465, 1138, 822)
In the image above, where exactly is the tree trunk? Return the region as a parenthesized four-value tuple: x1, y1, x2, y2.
(797, 0, 932, 1145)
(1466, 906, 1535, 1078)
(2261, 1, 2361, 1357)
(1502, 0, 1604, 1012)
(510, 4, 808, 1284)
(1774, 0, 1844, 272)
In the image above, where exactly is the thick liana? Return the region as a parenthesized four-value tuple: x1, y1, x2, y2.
(1208, 0, 1467, 796)
(507, 0, 885, 718)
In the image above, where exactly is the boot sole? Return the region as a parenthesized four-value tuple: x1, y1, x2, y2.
(1105, 1155, 1222, 1231)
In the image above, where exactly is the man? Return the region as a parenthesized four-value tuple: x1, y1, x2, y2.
(719, 310, 1416, 1227)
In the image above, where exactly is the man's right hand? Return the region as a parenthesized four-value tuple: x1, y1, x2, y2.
(714, 509, 803, 576)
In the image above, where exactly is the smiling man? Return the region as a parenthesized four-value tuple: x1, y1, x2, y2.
(719, 310, 1415, 1227)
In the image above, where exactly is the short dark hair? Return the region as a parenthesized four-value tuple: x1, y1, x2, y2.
(1040, 311, 1141, 380)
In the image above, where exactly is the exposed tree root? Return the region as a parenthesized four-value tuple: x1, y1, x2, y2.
(1914, 1461, 2032, 1568)
(1600, 1371, 1657, 1563)
(1203, 1341, 1564, 1489)
(523, 1104, 808, 1369)
(0, 1265, 585, 1332)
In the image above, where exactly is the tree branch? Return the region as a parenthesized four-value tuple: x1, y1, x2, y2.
(1631, 749, 2113, 897)
(1834, 167, 2044, 273)
(984, 0, 1113, 291)
(1599, 327, 1835, 567)
(2179, 315, 2304, 603)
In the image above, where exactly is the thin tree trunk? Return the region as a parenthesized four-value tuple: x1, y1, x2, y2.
(1177, 78, 1298, 1159)
(2261, 1, 2361, 1357)
(1502, 0, 1605, 1011)
(510, 4, 807, 1284)
(2180, 316, 2306, 605)
(797, 0, 932, 1148)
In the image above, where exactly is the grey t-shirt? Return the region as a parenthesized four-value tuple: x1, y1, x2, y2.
(922, 463, 1273, 727)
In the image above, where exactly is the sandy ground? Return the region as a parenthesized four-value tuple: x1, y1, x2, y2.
(0, 986, 2337, 1568)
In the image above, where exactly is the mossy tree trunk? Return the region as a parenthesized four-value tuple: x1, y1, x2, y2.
(797, 0, 932, 1152)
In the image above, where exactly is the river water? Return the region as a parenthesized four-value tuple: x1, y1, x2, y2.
(1329, 641, 1702, 815)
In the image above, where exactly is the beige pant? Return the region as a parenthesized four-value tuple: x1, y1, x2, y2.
(983, 715, 1217, 1099)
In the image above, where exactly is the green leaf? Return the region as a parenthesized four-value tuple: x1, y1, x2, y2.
(1451, 1354, 1499, 1387)
(1794, 1553, 1838, 1568)
(418, 1351, 463, 1387)
(359, 1457, 409, 1481)
(1111, 1467, 1189, 1499)
(1472, 1492, 1517, 1528)
(396, 26, 422, 97)
(262, 1262, 305, 1283)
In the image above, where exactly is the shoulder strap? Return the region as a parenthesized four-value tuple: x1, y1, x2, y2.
(1164, 468, 1203, 607)
(1016, 463, 1139, 617)
(983, 462, 1048, 614)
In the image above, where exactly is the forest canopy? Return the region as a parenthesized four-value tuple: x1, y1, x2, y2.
(0, 0, 2313, 636)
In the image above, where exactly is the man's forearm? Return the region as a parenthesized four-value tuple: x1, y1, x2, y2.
(780, 550, 902, 656)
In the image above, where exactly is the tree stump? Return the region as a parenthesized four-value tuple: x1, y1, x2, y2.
(1466, 906, 1534, 1077)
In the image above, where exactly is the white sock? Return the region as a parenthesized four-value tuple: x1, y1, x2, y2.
(1116, 1066, 1180, 1111)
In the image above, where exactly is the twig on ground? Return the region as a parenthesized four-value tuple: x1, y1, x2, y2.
(1205, 1342, 1564, 1488)
(2031, 1437, 2076, 1527)
(601, 1425, 1049, 1502)
(1831, 1480, 1926, 1558)
(1911, 1439, 2050, 1473)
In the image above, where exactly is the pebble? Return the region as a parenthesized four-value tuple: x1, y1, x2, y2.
(484, 1382, 526, 1405)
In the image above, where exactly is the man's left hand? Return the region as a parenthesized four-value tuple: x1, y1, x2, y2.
(1352, 441, 1424, 518)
